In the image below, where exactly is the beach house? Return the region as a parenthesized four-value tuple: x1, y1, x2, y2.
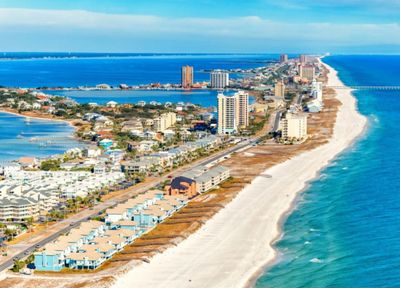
(104, 229, 136, 243)
(34, 220, 106, 271)
(67, 251, 105, 270)
(83, 146, 102, 158)
(34, 190, 188, 272)
(167, 165, 230, 195)
(105, 206, 129, 224)
(164, 176, 197, 198)
(112, 220, 138, 231)
(106, 101, 118, 108)
(99, 139, 113, 150)
(18, 157, 38, 169)
(133, 206, 167, 228)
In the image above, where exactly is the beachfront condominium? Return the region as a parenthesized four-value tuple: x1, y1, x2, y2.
(217, 91, 249, 134)
(210, 70, 230, 89)
(274, 80, 286, 98)
(299, 54, 307, 64)
(300, 65, 315, 82)
(280, 54, 288, 63)
(181, 65, 194, 89)
(235, 90, 249, 128)
(311, 79, 323, 103)
(218, 93, 236, 134)
(280, 112, 308, 139)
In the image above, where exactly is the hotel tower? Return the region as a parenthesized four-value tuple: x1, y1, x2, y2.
(217, 91, 249, 134)
(210, 70, 230, 89)
(181, 65, 194, 89)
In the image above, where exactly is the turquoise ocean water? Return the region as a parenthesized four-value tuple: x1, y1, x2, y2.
(255, 55, 400, 288)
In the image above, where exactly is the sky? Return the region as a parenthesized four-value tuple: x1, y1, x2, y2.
(0, 0, 399, 53)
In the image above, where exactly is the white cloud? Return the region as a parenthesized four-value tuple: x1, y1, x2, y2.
(0, 8, 399, 51)
(266, 0, 400, 10)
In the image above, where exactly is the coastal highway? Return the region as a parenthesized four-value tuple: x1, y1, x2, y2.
(273, 110, 283, 132)
(0, 137, 260, 273)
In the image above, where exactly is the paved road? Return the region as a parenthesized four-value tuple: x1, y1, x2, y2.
(0, 138, 259, 272)
(297, 94, 303, 105)
(273, 111, 283, 132)
(271, 93, 301, 133)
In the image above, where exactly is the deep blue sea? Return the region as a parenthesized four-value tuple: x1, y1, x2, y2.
(0, 53, 276, 87)
(255, 55, 400, 288)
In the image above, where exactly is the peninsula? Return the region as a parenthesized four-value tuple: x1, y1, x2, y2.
(0, 55, 366, 288)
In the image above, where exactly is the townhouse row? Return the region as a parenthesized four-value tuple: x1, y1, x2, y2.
(34, 190, 188, 271)
(4, 170, 125, 198)
(0, 171, 125, 221)
(105, 190, 187, 228)
(122, 135, 222, 174)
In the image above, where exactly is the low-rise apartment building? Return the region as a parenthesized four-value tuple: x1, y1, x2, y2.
(279, 112, 308, 140)
(182, 165, 231, 194)
(165, 176, 197, 198)
(165, 165, 230, 197)
(0, 171, 125, 221)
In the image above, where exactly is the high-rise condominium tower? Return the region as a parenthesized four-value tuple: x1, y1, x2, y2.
(181, 65, 194, 89)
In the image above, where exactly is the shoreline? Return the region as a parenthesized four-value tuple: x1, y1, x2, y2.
(245, 60, 370, 288)
(245, 120, 369, 288)
(0, 109, 87, 162)
(244, 60, 369, 287)
(109, 59, 368, 288)
(0, 108, 78, 129)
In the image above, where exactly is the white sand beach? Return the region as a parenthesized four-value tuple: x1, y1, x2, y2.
(110, 61, 367, 288)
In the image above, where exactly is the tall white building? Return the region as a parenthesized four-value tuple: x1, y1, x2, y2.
(280, 54, 288, 63)
(274, 80, 286, 98)
(280, 113, 308, 139)
(210, 70, 230, 89)
(153, 112, 177, 132)
(235, 90, 249, 128)
(311, 79, 323, 103)
(217, 91, 249, 134)
(300, 65, 315, 81)
(218, 93, 236, 134)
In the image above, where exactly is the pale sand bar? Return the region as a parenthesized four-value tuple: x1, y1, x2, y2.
(111, 61, 367, 288)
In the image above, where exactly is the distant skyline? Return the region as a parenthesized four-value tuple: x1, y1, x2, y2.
(0, 0, 399, 53)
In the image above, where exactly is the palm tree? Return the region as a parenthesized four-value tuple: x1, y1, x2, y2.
(25, 217, 34, 233)
(4, 229, 16, 241)
(11, 259, 23, 272)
